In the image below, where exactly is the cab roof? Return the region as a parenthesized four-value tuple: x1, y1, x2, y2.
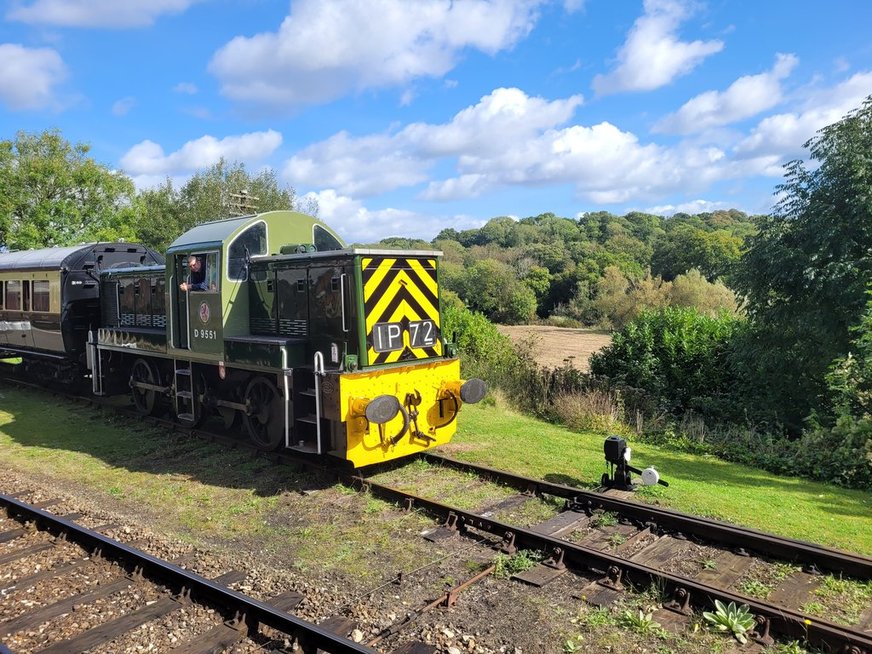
(166, 210, 345, 254)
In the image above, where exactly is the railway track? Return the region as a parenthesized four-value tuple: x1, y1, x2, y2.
(0, 492, 432, 654)
(3, 377, 872, 652)
(357, 457, 872, 654)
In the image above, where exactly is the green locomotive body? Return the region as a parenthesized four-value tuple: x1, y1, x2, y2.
(93, 210, 484, 467)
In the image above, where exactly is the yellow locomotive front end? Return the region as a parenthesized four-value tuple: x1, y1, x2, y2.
(336, 252, 485, 468)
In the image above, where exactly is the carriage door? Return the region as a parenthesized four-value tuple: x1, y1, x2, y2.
(308, 262, 354, 367)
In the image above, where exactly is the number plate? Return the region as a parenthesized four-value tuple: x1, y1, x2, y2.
(372, 320, 437, 352)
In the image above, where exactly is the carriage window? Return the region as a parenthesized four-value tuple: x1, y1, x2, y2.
(228, 221, 267, 281)
(22, 281, 30, 311)
(32, 280, 50, 312)
(5, 280, 21, 310)
(0, 282, 3, 310)
(314, 225, 342, 251)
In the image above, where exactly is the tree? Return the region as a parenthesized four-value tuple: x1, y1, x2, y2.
(651, 227, 742, 281)
(734, 95, 872, 427)
(456, 258, 536, 324)
(670, 269, 739, 315)
(0, 129, 138, 250)
(135, 159, 296, 251)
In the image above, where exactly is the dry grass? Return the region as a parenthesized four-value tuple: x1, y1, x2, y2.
(497, 324, 611, 370)
(550, 390, 632, 435)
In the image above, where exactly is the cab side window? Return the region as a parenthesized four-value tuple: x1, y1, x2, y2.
(228, 221, 266, 281)
(204, 252, 219, 291)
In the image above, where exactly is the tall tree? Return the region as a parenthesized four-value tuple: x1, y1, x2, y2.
(135, 159, 298, 251)
(734, 95, 872, 427)
(0, 129, 138, 250)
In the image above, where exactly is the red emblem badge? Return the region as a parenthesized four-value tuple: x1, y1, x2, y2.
(199, 301, 210, 324)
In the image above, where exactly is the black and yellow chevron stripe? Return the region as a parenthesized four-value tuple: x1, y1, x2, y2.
(362, 256, 442, 364)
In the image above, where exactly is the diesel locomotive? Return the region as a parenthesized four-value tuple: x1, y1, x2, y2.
(0, 210, 485, 468)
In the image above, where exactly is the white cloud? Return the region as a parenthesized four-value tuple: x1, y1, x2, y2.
(284, 87, 582, 196)
(286, 86, 730, 205)
(655, 53, 798, 134)
(735, 71, 872, 160)
(285, 132, 431, 197)
(304, 189, 475, 243)
(0, 43, 66, 110)
(644, 199, 731, 215)
(112, 96, 136, 116)
(173, 82, 198, 95)
(592, 0, 723, 95)
(120, 130, 283, 176)
(209, 0, 544, 108)
(7, 0, 200, 27)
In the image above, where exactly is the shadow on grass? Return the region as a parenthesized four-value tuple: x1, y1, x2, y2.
(0, 385, 340, 499)
(543, 472, 600, 489)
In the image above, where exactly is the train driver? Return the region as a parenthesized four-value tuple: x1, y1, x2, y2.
(180, 255, 208, 292)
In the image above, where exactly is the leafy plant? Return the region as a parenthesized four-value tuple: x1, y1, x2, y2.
(703, 600, 756, 643)
(739, 578, 771, 599)
(493, 549, 542, 578)
(590, 511, 618, 528)
(607, 533, 627, 548)
(620, 608, 665, 637)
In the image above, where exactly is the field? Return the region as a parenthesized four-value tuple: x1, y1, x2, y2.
(496, 324, 612, 370)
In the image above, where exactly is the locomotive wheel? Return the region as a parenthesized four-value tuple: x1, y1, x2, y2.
(130, 359, 159, 416)
(243, 376, 284, 450)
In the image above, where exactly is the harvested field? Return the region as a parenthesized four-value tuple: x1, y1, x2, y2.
(497, 325, 612, 370)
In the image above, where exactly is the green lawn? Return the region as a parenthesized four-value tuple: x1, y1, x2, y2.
(1, 384, 870, 558)
(449, 402, 872, 556)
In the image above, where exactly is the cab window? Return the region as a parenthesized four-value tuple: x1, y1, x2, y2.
(183, 253, 219, 292)
(314, 225, 342, 251)
(228, 221, 267, 281)
(204, 252, 219, 291)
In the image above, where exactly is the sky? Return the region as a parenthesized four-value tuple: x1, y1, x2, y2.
(1, 0, 871, 244)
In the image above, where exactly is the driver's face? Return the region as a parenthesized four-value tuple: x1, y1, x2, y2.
(189, 258, 201, 271)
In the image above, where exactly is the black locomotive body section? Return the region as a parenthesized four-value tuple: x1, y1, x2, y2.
(0, 243, 164, 379)
(247, 252, 360, 370)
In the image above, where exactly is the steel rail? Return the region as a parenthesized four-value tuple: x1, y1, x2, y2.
(0, 493, 374, 654)
(352, 475, 871, 654)
(422, 452, 872, 580)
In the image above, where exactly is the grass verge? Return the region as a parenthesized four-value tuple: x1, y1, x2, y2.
(447, 402, 872, 556)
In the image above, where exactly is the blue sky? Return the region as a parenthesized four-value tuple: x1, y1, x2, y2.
(1, 0, 871, 243)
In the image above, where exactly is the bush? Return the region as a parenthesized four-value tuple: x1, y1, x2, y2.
(589, 307, 744, 419)
(442, 299, 519, 386)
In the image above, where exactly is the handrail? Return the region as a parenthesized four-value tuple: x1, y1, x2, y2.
(313, 351, 325, 455)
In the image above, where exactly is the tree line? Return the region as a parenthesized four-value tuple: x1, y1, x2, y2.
(0, 129, 303, 253)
